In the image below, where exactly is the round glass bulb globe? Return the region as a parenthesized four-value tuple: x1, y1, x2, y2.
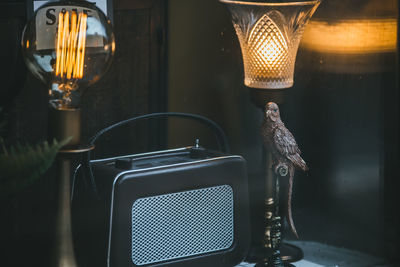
(21, 0, 115, 109)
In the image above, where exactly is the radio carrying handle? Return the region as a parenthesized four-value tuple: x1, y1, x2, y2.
(80, 112, 230, 198)
(88, 112, 229, 153)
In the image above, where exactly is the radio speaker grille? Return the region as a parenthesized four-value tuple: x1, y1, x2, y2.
(131, 185, 234, 266)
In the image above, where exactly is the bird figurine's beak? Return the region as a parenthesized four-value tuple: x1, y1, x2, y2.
(266, 110, 271, 117)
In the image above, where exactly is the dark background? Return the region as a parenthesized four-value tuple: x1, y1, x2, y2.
(0, 0, 399, 266)
(168, 0, 399, 260)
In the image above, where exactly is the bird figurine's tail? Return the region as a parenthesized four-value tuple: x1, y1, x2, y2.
(286, 166, 299, 239)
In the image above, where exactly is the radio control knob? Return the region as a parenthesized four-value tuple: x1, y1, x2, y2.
(190, 138, 207, 159)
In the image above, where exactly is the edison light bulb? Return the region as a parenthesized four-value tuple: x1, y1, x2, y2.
(21, 0, 115, 109)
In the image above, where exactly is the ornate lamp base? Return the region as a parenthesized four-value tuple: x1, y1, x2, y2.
(255, 163, 291, 267)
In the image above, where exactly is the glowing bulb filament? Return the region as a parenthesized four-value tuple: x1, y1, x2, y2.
(55, 10, 88, 82)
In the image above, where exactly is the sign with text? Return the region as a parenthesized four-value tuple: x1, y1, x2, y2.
(33, 0, 108, 16)
(35, 6, 104, 50)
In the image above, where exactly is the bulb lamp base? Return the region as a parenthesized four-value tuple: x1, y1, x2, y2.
(48, 107, 81, 147)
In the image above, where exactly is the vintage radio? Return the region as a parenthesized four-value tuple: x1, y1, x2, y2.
(72, 145, 250, 267)
(71, 114, 251, 267)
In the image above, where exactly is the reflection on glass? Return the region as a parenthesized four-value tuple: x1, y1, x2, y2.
(301, 19, 397, 54)
(297, 0, 398, 73)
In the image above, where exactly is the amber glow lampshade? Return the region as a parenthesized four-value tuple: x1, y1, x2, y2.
(220, 0, 320, 89)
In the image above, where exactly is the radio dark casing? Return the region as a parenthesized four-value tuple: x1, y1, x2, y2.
(72, 147, 251, 267)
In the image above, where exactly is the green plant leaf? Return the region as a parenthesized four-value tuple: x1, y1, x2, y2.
(0, 137, 72, 197)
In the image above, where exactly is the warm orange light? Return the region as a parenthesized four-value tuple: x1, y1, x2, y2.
(301, 19, 397, 54)
(248, 15, 289, 75)
(55, 10, 88, 82)
(258, 37, 286, 66)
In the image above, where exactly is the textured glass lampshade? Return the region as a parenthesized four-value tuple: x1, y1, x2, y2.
(221, 0, 320, 89)
(21, 0, 115, 108)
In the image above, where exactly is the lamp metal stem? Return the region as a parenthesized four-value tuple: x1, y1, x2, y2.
(48, 106, 93, 267)
(55, 157, 78, 267)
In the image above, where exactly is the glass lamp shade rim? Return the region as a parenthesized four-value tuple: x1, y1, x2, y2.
(245, 79, 294, 89)
(219, 0, 320, 7)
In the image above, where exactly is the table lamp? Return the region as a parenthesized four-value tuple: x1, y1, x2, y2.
(21, 1, 115, 266)
(220, 0, 320, 266)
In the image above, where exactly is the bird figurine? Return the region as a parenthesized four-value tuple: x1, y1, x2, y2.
(261, 102, 308, 239)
